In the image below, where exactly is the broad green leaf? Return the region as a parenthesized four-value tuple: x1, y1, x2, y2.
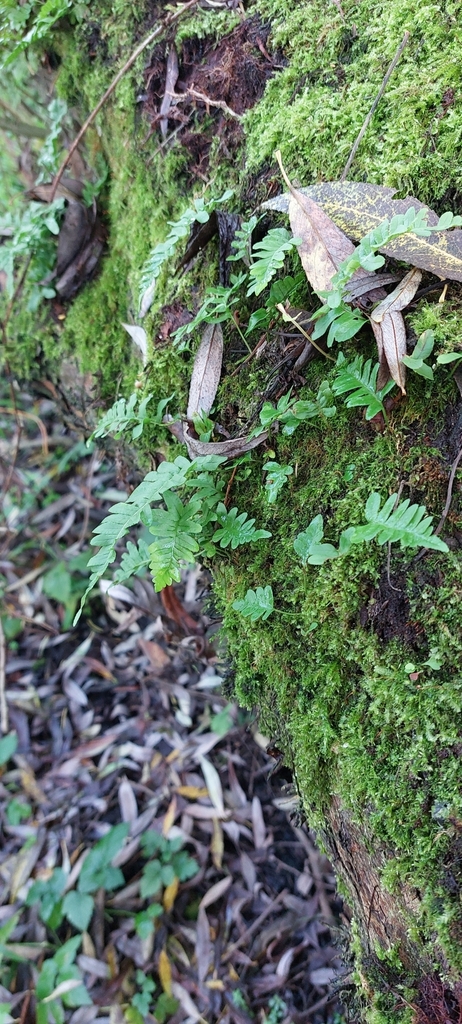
(0, 732, 17, 767)
(62, 891, 94, 932)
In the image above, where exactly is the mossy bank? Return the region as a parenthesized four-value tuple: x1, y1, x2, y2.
(3, 0, 462, 1019)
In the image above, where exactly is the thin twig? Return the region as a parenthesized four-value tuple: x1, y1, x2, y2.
(185, 85, 242, 120)
(0, 407, 49, 456)
(50, 0, 200, 200)
(275, 304, 335, 362)
(0, 617, 7, 733)
(340, 31, 410, 180)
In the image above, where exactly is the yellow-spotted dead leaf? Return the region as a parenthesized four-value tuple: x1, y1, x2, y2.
(158, 948, 172, 995)
(275, 152, 382, 298)
(187, 323, 223, 420)
(163, 876, 180, 913)
(211, 818, 224, 870)
(162, 796, 177, 836)
(264, 181, 462, 282)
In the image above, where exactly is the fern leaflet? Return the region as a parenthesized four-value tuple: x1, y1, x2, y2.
(350, 492, 448, 551)
(114, 540, 151, 582)
(211, 504, 272, 549)
(232, 586, 274, 621)
(148, 493, 203, 590)
(247, 229, 301, 297)
(139, 190, 233, 311)
(332, 354, 395, 419)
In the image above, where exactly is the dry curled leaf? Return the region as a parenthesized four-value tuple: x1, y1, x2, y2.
(159, 45, 179, 139)
(183, 422, 267, 459)
(187, 322, 223, 419)
(371, 311, 407, 393)
(370, 268, 422, 323)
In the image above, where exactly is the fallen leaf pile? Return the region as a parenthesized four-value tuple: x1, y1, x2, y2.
(0, 388, 344, 1023)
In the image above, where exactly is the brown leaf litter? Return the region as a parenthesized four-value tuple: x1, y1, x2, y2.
(0, 385, 345, 1023)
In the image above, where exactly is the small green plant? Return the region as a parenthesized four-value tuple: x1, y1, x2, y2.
(294, 491, 448, 566)
(263, 461, 293, 503)
(332, 354, 395, 420)
(139, 189, 234, 312)
(0, 0, 73, 68)
(402, 330, 435, 379)
(75, 454, 272, 621)
(246, 227, 301, 296)
(254, 381, 336, 438)
(0, 198, 65, 309)
(232, 586, 274, 622)
(35, 935, 92, 1024)
(139, 830, 198, 899)
(89, 392, 174, 443)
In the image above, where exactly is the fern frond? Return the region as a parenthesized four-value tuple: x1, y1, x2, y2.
(263, 462, 293, 503)
(211, 504, 272, 549)
(247, 229, 301, 297)
(148, 493, 203, 590)
(232, 586, 274, 621)
(114, 540, 151, 582)
(332, 355, 395, 419)
(139, 190, 233, 311)
(350, 492, 448, 551)
(74, 457, 193, 622)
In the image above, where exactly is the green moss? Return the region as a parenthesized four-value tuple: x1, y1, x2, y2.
(4, 0, 462, 1001)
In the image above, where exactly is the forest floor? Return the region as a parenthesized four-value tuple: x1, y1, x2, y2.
(0, 387, 346, 1024)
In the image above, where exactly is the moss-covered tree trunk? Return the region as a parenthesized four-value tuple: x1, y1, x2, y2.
(4, 0, 462, 1019)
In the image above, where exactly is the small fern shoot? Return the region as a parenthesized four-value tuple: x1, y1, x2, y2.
(232, 586, 274, 621)
(139, 190, 233, 313)
(148, 493, 203, 591)
(247, 228, 301, 296)
(211, 505, 272, 549)
(332, 354, 395, 419)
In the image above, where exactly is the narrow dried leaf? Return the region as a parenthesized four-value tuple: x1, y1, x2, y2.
(158, 948, 172, 995)
(10, 838, 43, 899)
(187, 323, 223, 419)
(43, 979, 82, 1003)
(195, 906, 211, 982)
(118, 777, 138, 823)
(121, 323, 148, 365)
(160, 46, 179, 139)
(240, 851, 257, 891)
(162, 796, 178, 836)
(371, 268, 422, 323)
(288, 189, 356, 293)
(138, 637, 171, 673)
(276, 948, 295, 978)
(171, 982, 201, 1022)
(163, 876, 180, 913)
(176, 785, 209, 798)
(371, 311, 407, 393)
(183, 422, 267, 459)
(252, 796, 266, 850)
(199, 875, 232, 909)
(200, 756, 225, 815)
(211, 817, 224, 870)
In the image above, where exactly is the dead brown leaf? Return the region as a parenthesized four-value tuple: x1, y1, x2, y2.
(183, 423, 267, 459)
(187, 322, 224, 420)
(370, 268, 422, 324)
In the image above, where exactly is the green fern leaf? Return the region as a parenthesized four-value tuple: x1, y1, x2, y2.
(263, 462, 293, 503)
(350, 493, 448, 551)
(332, 354, 395, 419)
(139, 190, 233, 311)
(74, 457, 193, 622)
(114, 540, 151, 582)
(232, 586, 274, 621)
(148, 493, 203, 590)
(247, 229, 301, 297)
(212, 504, 272, 549)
